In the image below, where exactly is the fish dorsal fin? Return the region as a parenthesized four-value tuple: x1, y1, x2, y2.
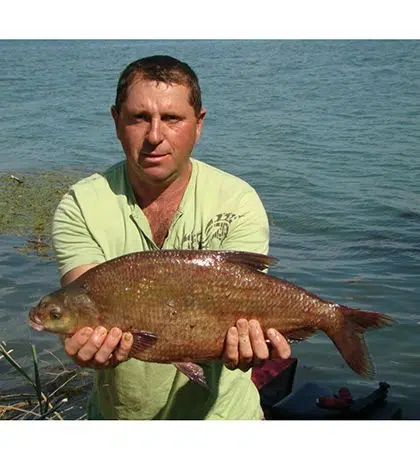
(216, 251, 278, 272)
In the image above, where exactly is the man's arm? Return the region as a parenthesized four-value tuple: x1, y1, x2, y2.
(60, 264, 98, 287)
(53, 193, 133, 369)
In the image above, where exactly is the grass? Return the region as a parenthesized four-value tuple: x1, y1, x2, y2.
(0, 170, 89, 257)
(0, 341, 93, 420)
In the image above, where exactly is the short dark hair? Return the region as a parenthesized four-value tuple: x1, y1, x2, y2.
(114, 55, 202, 116)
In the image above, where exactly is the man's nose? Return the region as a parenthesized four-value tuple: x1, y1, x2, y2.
(146, 118, 163, 145)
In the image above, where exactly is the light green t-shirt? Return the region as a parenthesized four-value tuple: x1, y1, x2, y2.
(52, 158, 270, 420)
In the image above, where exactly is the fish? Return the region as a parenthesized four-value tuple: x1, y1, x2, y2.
(28, 249, 393, 387)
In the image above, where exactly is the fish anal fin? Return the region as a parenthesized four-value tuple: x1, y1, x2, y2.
(129, 329, 158, 358)
(174, 362, 209, 389)
(286, 327, 317, 343)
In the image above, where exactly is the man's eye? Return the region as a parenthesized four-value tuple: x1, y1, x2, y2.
(134, 113, 149, 121)
(163, 115, 181, 122)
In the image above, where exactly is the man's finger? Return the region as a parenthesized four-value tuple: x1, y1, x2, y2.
(267, 328, 291, 360)
(237, 319, 253, 371)
(94, 327, 122, 364)
(222, 327, 239, 370)
(114, 332, 133, 362)
(63, 327, 93, 356)
(248, 319, 269, 365)
(76, 326, 107, 362)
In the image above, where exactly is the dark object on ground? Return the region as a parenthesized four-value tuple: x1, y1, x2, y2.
(252, 359, 402, 420)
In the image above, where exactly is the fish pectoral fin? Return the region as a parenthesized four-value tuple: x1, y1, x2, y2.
(286, 327, 317, 343)
(129, 329, 158, 356)
(174, 362, 209, 389)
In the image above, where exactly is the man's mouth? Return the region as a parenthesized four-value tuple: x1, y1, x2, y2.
(138, 153, 170, 168)
(143, 153, 167, 159)
(141, 153, 168, 159)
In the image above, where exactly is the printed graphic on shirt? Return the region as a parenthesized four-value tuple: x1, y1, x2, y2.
(181, 212, 242, 249)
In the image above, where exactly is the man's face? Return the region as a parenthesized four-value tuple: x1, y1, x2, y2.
(112, 76, 205, 185)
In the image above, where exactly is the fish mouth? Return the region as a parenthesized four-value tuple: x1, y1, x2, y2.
(29, 311, 45, 332)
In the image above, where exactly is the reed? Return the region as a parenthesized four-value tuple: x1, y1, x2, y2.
(0, 341, 92, 420)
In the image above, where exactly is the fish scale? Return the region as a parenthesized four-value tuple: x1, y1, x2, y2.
(29, 249, 393, 383)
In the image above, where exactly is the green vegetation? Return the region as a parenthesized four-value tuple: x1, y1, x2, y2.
(0, 171, 88, 257)
(0, 341, 93, 420)
(0, 170, 94, 418)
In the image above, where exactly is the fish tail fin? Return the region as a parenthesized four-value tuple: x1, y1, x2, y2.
(327, 306, 393, 379)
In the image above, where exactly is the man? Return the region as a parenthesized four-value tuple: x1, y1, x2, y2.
(53, 55, 291, 419)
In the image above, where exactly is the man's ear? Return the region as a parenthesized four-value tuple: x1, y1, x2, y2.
(195, 108, 206, 143)
(111, 105, 119, 135)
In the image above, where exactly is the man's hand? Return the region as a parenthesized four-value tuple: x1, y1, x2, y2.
(222, 319, 291, 372)
(62, 326, 133, 369)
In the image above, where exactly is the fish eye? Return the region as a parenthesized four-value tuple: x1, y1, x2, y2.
(49, 306, 62, 320)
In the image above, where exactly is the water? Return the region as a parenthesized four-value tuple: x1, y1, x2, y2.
(1, 40, 419, 417)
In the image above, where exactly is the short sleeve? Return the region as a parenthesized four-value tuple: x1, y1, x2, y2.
(52, 190, 105, 278)
(220, 188, 270, 256)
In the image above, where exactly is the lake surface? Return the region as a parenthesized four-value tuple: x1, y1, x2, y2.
(0, 40, 419, 418)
